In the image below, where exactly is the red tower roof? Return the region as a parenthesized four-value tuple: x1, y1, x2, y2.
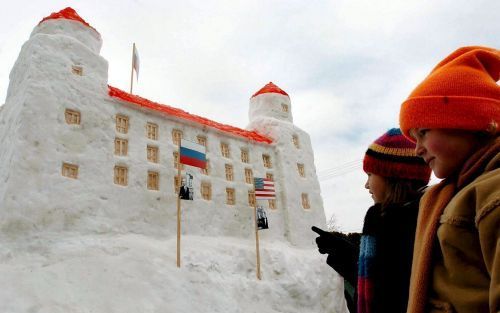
(108, 86, 273, 144)
(251, 82, 289, 98)
(39, 7, 99, 34)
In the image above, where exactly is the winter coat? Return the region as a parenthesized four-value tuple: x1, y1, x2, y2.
(321, 196, 420, 313)
(407, 139, 499, 313)
(358, 198, 420, 313)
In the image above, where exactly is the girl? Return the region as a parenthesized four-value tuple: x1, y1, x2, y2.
(399, 46, 499, 313)
(313, 128, 431, 313)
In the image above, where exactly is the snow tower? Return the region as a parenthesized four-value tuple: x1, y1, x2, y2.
(248, 82, 325, 247)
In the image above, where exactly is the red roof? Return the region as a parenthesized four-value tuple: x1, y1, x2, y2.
(251, 82, 289, 98)
(108, 86, 273, 144)
(39, 7, 99, 35)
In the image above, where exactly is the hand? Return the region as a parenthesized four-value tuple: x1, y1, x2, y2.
(312, 226, 356, 252)
(311, 226, 336, 254)
(312, 226, 359, 284)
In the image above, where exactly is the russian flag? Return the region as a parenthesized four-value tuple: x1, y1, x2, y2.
(180, 139, 207, 169)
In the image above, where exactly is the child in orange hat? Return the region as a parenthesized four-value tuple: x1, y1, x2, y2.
(399, 46, 500, 313)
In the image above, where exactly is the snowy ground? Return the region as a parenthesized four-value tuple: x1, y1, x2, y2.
(0, 232, 347, 313)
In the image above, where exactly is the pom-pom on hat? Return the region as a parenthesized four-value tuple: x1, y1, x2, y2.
(400, 46, 500, 138)
(363, 128, 431, 183)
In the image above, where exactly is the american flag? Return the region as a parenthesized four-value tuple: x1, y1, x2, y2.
(254, 178, 275, 200)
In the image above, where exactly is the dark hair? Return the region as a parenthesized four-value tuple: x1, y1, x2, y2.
(381, 177, 427, 207)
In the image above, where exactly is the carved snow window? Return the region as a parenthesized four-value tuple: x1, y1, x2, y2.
(147, 146, 159, 163)
(114, 138, 128, 156)
(197, 135, 207, 148)
(62, 163, 78, 179)
(201, 182, 212, 200)
(302, 193, 310, 209)
(173, 152, 184, 169)
(241, 148, 249, 163)
(114, 166, 128, 186)
(147, 171, 159, 190)
(116, 115, 129, 133)
(225, 164, 234, 181)
(221, 143, 230, 158)
(248, 190, 256, 207)
(292, 134, 300, 148)
(71, 65, 83, 76)
(146, 122, 158, 140)
(226, 188, 235, 205)
(172, 129, 183, 146)
(244, 168, 253, 184)
(263, 154, 272, 168)
(65, 109, 80, 125)
(281, 103, 288, 112)
(297, 163, 305, 177)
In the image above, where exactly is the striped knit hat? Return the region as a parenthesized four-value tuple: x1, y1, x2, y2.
(363, 128, 431, 183)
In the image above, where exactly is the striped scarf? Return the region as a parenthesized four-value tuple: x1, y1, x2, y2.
(357, 234, 376, 313)
(357, 205, 381, 313)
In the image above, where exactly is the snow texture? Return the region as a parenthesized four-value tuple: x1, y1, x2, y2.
(0, 11, 347, 313)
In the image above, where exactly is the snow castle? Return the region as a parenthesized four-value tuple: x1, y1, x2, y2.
(0, 8, 326, 247)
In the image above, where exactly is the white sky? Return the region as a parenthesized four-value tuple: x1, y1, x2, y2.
(1, 0, 499, 232)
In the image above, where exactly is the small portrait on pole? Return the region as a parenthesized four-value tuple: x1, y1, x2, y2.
(179, 172, 194, 200)
(256, 206, 269, 230)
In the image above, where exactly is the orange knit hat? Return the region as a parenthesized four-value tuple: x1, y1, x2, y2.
(400, 46, 500, 138)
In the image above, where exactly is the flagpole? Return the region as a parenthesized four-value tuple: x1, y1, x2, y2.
(130, 43, 135, 94)
(253, 178, 275, 280)
(176, 141, 182, 268)
(254, 198, 262, 280)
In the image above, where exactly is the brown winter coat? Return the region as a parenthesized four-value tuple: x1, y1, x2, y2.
(407, 139, 500, 313)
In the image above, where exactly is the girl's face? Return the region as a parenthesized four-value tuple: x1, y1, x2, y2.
(365, 173, 388, 204)
(410, 128, 479, 179)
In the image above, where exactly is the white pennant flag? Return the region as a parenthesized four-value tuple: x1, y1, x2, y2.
(132, 43, 140, 81)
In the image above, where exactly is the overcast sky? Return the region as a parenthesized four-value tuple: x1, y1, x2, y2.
(1, 0, 499, 232)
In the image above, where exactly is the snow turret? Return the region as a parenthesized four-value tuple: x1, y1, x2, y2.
(0, 8, 109, 233)
(247, 83, 326, 248)
(32, 7, 102, 54)
(6, 7, 108, 100)
(249, 82, 293, 123)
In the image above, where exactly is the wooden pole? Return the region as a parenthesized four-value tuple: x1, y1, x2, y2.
(176, 142, 182, 268)
(130, 43, 135, 94)
(254, 201, 262, 280)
